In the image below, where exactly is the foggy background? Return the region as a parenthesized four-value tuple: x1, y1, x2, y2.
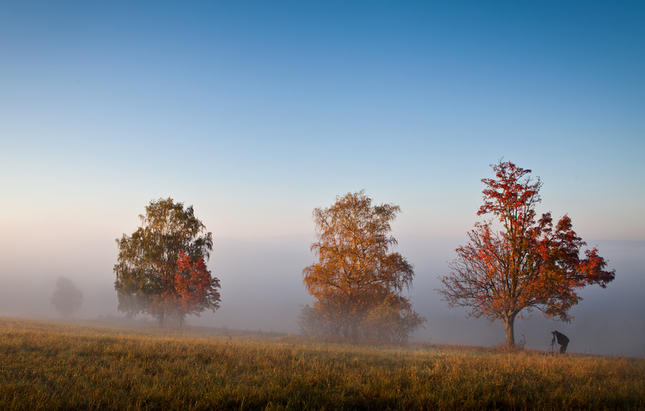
(1, 232, 643, 358)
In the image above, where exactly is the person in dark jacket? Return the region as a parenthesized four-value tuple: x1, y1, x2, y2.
(552, 331, 569, 354)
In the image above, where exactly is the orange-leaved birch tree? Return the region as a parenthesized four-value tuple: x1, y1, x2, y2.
(302, 191, 425, 342)
(438, 161, 615, 347)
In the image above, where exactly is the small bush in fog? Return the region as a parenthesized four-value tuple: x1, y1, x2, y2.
(51, 276, 83, 318)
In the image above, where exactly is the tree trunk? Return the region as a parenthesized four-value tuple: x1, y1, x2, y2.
(159, 311, 165, 327)
(503, 313, 516, 348)
(350, 319, 359, 342)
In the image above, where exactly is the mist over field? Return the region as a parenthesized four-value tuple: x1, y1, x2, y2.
(1, 234, 643, 357)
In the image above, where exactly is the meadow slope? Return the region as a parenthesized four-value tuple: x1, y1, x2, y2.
(1, 318, 644, 410)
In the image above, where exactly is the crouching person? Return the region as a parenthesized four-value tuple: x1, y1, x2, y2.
(552, 331, 569, 354)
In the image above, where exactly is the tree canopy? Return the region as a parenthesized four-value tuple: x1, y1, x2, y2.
(438, 161, 615, 347)
(51, 276, 83, 318)
(113, 197, 220, 326)
(301, 190, 425, 342)
(151, 250, 221, 327)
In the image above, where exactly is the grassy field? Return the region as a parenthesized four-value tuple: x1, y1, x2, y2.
(1, 318, 644, 410)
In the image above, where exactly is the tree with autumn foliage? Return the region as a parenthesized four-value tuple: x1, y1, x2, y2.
(150, 250, 221, 327)
(114, 198, 220, 326)
(438, 161, 615, 347)
(301, 191, 425, 342)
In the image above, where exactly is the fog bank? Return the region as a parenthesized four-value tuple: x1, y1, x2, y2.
(1, 236, 642, 358)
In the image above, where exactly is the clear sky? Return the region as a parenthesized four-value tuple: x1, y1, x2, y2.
(1, 1, 644, 354)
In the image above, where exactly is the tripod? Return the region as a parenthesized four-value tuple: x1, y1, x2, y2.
(549, 335, 557, 354)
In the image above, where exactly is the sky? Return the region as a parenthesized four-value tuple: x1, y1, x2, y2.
(1, 1, 644, 356)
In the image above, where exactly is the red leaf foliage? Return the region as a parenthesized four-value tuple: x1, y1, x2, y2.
(150, 250, 221, 325)
(438, 161, 615, 346)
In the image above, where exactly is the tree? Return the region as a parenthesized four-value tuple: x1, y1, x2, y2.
(438, 161, 615, 347)
(150, 250, 221, 327)
(114, 197, 220, 326)
(51, 276, 83, 318)
(301, 190, 425, 342)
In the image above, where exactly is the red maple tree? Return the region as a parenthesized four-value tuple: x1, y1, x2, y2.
(438, 161, 615, 347)
(151, 250, 221, 327)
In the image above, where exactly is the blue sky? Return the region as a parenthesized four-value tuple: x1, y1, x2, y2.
(2, 1, 643, 240)
(1, 1, 644, 352)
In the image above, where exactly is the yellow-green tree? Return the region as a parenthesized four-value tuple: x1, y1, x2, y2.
(114, 198, 219, 326)
(301, 191, 425, 342)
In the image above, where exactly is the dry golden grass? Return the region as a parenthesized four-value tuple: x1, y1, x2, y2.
(1, 317, 643, 410)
